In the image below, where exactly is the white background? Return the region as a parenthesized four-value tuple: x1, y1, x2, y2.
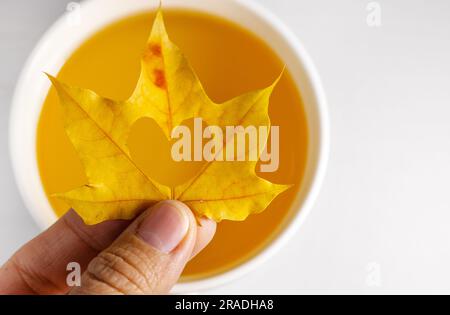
(1, 0, 450, 294)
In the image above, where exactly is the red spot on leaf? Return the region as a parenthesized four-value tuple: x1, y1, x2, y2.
(151, 44, 162, 56)
(143, 44, 162, 61)
(154, 69, 167, 89)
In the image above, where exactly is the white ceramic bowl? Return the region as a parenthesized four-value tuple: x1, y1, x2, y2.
(9, 0, 329, 293)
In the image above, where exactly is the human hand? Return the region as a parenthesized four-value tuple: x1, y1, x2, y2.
(0, 201, 216, 294)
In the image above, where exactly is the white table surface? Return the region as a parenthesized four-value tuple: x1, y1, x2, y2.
(1, 0, 450, 294)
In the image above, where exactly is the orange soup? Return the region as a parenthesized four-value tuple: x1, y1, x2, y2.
(36, 10, 308, 279)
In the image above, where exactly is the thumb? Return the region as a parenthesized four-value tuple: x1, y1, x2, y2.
(70, 200, 215, 295)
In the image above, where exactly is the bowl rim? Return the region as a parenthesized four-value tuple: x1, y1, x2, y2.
(9, 0, 329, 293)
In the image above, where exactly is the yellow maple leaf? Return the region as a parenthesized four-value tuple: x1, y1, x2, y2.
(49, 11, 291, 225)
